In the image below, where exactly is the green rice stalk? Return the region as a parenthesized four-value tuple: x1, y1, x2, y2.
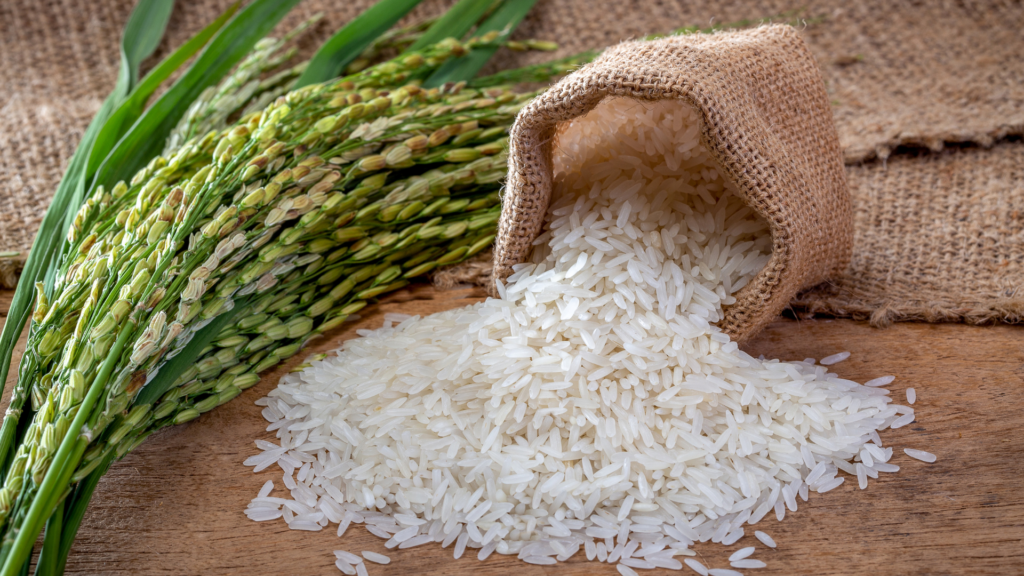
(0, 35, 524, 572)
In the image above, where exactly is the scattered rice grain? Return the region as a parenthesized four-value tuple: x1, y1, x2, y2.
(904, 449, 936, 463)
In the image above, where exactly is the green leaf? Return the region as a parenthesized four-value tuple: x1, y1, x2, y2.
(0, 3, 266, 571)
(466, 12, 805, 89)
(295, 0, 425, 88)
(87, 3, 240, 177)
(32, 499, 61, 576)
(89, 0, 303, 191)
(47, 1, 237, 310)
(54, 456, 113, 576)
(424, 0, 538, 87)
(56, 0, 177, 281)
(119, 0, 175, 87)
(406, 0, 496, 51)
(0, 0, 177, 464)
(133, 301, 248, 406)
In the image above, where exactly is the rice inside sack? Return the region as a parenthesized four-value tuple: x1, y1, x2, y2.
(496, 26, 853, 343)
(542, 97, 773, 323)
(246, 99, 910, 564)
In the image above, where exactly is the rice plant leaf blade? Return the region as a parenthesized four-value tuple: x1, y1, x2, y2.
(88, 2, 240, 176)
(0, 2, 182, 568)
(465, 12, 799, 89)
(406, 0, 496, 51)
(424, 0, 538, 87)
(53, 0, 191, 292)
(54, 456, 114, 576)
(295, 0, 425, 88)
(119, 0, 176, 87)
(133, 301, 248, 406)
(33, 19, 243, 574)
(89, 0, 177, 175)
(90, 0, 303, 191)
(32, 500, 61, 576)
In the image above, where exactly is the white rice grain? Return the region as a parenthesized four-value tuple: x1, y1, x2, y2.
(685, 558, 710, 576)
(257, 480, 274, 498)
(819, 352, 851, 365)
(454, 533, 468, 559)
(904, 449, 936, 463)
(361, 551, 390, 565)
(334, 551, 361, 564)
(865, 376, 896, 387)
(732, 559, 768, 569)
(754, 531, 776, 548)
(729, 547, 755, 562)
(618, 564, 640, 576)
(890, 414, 916, 429)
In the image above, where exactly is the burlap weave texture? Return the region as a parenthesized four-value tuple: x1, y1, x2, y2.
(795, 141, 1024, 326)
(3, 0, 1023, 328)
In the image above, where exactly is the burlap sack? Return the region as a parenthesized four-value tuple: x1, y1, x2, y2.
(493, 25, 851, 342)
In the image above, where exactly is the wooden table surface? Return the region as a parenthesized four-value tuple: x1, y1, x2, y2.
(2, 285, 1022, 575)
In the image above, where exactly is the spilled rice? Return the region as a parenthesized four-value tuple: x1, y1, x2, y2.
(243, 98, 930, 573)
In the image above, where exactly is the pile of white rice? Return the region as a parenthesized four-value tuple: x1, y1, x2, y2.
(243, 98, 930, 575)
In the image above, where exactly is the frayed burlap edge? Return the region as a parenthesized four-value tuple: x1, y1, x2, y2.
(844, 123, 1024, 165)
(795, 292, 1024, 328)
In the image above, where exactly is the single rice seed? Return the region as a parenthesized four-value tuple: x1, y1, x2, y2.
(618, 564, 639, 576)
(685, 559, 710, 576)
(728, 547, 755, 562)
(754, 531, 776, 548)
(362, 551, 390, 564)
(904, 448, 936, 463)
(819, 351, 851, 365)
(864, 375, 895, 387)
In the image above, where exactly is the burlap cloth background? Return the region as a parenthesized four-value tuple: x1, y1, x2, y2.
(3, 0, 1023, 325)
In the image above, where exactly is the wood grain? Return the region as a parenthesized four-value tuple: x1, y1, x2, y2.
(2, 286, 1022, 575)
